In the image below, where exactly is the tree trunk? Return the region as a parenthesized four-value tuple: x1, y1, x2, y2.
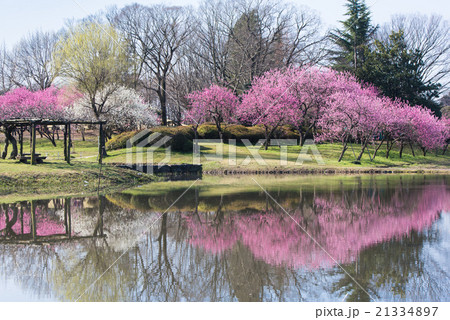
(373, 138, 385, 159)
(264, 128, 269, 150)
(356, 139, 369, 161)
(443, 143, 448, 155)
(99, 124, 108, 157)
(5, 130, 18, 159)
(216, 121, 223, 141)
(399, 141, 404, 158)
(421, 147, 427, 157)
(159, 78, 167, 126)
(409, 142, 416, 157)
(385, 140, 395, 159)
(1, 135, 9, 159)
(81, 126, 86, 142)
(338, 137, 349, 162)
(300, 132, 307, 147)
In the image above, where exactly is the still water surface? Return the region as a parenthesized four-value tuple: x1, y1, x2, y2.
(0, 175, 449, 302)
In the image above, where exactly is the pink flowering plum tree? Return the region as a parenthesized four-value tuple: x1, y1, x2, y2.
(237, 70, 296, 149)
(317, 84, 382, 162)
(186, 85, 238, 140)
(0, 87, 68, 158)
(408, 105, 447, 156)
(184, 103, 206, 140)
(284, 67, 361, 145)
(376, 101, 448, 158)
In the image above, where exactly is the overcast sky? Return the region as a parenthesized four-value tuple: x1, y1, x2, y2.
(1, 0, 449, 48)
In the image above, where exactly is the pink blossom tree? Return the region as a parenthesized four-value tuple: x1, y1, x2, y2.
(187, 85, 238, 140)
(317, 84, 382, 162)
(237, 70, 297, 149)
(285, 67, 361, 145)
(184, 103, 206, 141)
(0, 87, 68, 158)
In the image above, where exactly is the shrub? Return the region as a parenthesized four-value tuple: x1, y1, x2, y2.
(152, 125, 194, 140)
(223, 125, 265, 143)
(275, 125, 298, 140)
(106, 131, 138, 150)
(171, 133, 194, 152)
(198, 124, 220, 139)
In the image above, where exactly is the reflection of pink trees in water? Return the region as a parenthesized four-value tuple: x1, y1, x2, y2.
(0, 204, 67, 236)
(184, 185, 450, 269)
(184, 215, 239, 254)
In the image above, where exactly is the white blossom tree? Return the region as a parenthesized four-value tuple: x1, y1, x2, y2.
(67, 86, 159, 135)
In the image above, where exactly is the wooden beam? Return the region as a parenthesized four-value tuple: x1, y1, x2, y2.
(31, 123, 36, 165)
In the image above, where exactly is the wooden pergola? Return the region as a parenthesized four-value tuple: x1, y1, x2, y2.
(0, 118, 107, 165)
(0, 198, 106, 244)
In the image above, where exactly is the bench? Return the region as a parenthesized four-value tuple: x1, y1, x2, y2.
(19, 154, 47, 164)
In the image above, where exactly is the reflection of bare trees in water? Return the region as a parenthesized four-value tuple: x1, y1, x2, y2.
(0, 175, 449, 301)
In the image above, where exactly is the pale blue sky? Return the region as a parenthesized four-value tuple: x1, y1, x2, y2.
(0, 0, 448, 48)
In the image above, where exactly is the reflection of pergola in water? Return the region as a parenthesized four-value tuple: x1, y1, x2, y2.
(0, 118, 107, 164)
(0, 198, 105, 245)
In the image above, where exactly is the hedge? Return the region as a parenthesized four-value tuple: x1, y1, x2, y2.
(106, 127, 193, 152)
(106, 124, 299, 151)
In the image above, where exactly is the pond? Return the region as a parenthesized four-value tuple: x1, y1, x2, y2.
(0, 174, 449, 302)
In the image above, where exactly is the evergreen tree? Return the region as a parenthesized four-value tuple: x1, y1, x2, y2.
(361, 30, 441, 114)
(330, 0, 377, 74)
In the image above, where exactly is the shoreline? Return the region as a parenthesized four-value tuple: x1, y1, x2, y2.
(1, 162, 449, 203)
(203, 167, 450, 175)
(0, 164, 153, 203)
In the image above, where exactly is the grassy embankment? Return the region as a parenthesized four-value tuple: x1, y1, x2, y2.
(0, 139, 155, 201)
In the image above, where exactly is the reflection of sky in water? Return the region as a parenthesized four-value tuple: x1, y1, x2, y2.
(0, 175, 449, 301)
(0, 278, 53, 302)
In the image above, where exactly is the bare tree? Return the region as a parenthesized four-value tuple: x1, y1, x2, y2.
(167, 38, 214, 124)
(9, 30, 60, 90)
(0, 44, 15, 94)
(109, 4, 193, 126)
(377, 14, 450, 92)
(195, 0, 327, 93)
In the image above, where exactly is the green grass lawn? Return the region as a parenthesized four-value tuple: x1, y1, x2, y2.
(1, 137, 449, 172)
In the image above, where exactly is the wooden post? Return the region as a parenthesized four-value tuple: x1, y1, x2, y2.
(29, 125, 32, 153)
(98, 123, 103, 164)
(64, 124, 68, 161)
(30, 200, 37, 241)
(67, 124, 71, 164)
(19, 126, 24, 157)
(31, 123, 37, 165)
